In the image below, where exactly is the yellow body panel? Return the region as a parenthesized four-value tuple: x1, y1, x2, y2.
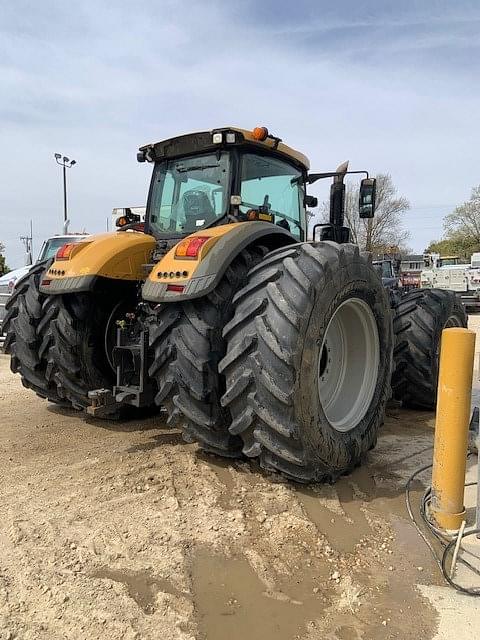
(148, 223, 243, 283)
(46, 231, 156, 281)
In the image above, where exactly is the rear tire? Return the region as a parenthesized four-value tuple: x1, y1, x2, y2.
(51, 286, 136, 409)
(149, 246, 267, 456)
(220, 242, 393, 483)
(2, 260, 68, 405)
(392, 288, 467, 410)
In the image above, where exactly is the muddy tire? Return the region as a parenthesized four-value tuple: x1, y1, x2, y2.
(220, 242, 393, 483)
(149, 246, 267, 456)
(51, 286, 136, 410)
(392, 288, 467, 410)
(2, 260, 68, 404)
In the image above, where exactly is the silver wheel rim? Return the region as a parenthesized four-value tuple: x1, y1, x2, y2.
(317, 298, 380, 433)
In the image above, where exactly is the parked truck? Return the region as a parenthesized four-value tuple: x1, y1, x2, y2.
(111, 206, 146, 230)
(0, 234, 89, 329)
(421, 252, 480, 310)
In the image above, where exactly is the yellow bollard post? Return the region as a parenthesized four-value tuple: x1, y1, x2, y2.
(430, 327, 476, 531)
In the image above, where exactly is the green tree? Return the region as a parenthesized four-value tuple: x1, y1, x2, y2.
(444, 185, 480, 243)
(0, 241, 9, 276)
(426, 185, 480, 260)
(425, 236, 480, 260)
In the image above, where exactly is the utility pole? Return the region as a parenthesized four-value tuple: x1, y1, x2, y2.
(54, 154, 76, 225)
(20, 220, 33, 266)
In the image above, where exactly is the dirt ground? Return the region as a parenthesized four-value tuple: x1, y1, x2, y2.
(1, 318, 480, 640)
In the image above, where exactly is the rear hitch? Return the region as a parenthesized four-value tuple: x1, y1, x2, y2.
(113, 327, 155, 407)
(87, 388, 121, 419)
(87, 322, 155, 419)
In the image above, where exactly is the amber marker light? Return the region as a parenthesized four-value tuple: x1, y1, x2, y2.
(252, 126, 269, 141)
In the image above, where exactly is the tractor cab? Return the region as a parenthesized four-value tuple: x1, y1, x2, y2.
(138, 126, 377, 249)
(138, 127, 310, 241)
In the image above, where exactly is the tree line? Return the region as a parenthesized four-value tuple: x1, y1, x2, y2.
(0, 242, 8, 276)
(425, 186, 480, 259)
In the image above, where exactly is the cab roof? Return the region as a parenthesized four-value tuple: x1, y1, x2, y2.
(139, 126, 310, 171)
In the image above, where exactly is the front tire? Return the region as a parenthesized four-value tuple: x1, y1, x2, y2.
(220, 242, 393, 483)
(392, 288, 467, 409)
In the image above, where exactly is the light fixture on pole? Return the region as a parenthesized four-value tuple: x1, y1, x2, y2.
(54, 153, 77, 224)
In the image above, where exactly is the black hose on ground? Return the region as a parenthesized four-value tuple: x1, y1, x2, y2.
(405, 461, 480, 596)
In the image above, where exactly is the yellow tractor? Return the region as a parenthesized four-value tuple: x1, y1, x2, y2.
(3, 126, 466, 482)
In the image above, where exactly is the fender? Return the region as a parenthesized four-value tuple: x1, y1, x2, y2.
(39, 231, 156, 294)
(142, 221, 297, 303)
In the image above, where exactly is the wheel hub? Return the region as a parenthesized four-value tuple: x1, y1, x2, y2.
(318, 298, 380, 432)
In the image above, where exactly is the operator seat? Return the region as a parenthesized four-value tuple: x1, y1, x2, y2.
(182, 190, 216, 232)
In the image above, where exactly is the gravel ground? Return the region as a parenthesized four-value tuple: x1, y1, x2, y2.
(0, 317, 479, 639)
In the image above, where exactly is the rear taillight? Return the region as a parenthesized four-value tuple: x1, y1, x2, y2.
(56, 243, 76, 260)
(175, 236, 210, 259)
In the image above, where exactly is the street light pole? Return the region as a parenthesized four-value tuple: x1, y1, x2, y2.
(54, 153, 76, 226)
(63, 163, 67, 223)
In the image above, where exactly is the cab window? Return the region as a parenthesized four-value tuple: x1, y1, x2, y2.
(149, 152, 230, 235)
(240, 154, 304, 239)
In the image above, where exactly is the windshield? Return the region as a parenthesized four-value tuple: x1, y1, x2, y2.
(439, 258, 459, 267)
(148, 152, 230, 235)
(240, 154, 304, 239)
(37, 236, 85, 262)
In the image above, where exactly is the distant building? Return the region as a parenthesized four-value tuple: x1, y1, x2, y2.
(400, 254, 424, 273)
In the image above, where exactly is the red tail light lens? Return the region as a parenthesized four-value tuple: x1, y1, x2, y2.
(166, 284, 185, 293)
(56, 243, 76, 260)
(175, 236, 210, 259)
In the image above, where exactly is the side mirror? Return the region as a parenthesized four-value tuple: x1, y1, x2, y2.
(359, 178, 376, 218)
(305, 195, 318, 208)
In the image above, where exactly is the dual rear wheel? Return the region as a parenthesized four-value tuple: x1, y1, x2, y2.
(158, 242, 466, 482)
(160, 242, 393, 482)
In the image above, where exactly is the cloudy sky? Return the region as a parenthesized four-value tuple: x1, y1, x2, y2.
(1, 0, 479, 267)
